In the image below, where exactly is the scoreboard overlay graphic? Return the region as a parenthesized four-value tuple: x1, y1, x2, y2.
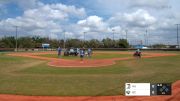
(125, 83, 171, 96)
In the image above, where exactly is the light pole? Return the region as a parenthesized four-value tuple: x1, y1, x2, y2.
(112, 29, 115, 47)
(63, 31, 66, 49)
(144, 34, 146, 46)
(83, 32, 86, 46)
(175, 24, 180, 48)
(14, 26, 18, 52)
(112, 29, 115, 41)
(125, 29, 128, 41)
(83, 32, 86, 41)
(146, 29, 148, 46)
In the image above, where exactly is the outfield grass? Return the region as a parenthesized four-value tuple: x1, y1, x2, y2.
(0, 52, 180, 96)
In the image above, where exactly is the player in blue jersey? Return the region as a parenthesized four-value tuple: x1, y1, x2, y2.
(57, 46, 62, 58)
(87, 48, 92, 58)
(80, 48, 85, 61)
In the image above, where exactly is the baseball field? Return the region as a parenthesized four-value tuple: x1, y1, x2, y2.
(0, 51, 180, 101)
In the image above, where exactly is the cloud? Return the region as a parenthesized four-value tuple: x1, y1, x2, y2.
(23, 3, 86, 21)
(77, 15, 108, 32)
(96, 0, 171, 11)
(0, 3, 86, 38)
(106, 8, 179, 45)
(130, 0, 170, 9)
(109, 9, 157, 28)
(16, 0, 41, 10)
(0, 0, 179, 45)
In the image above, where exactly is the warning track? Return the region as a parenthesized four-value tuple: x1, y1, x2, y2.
(0, 80, 179, 101)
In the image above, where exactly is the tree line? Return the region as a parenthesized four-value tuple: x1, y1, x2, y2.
(0, 36, 129, 48)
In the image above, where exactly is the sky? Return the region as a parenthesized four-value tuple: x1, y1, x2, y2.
(0, 0, 180, 45)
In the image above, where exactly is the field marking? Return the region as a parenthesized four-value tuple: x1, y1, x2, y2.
(2, 52, 180, 101)
(7, 51, 177, 68)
